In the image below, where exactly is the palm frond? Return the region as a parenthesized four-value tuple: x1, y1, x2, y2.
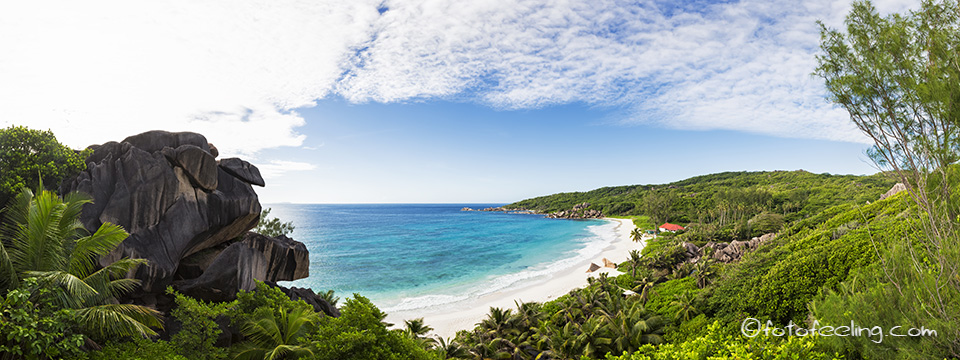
(74, 303, 163, 340)
(69, 223, 129, 278)
(25, 270, 99, 306)
(266, 344, 313, 360)
(103, 278, 144, 300)
(281, 307, 319, 344)
(1, 187, 33, 233)
(80, 258, 146, 303)
(232, 344, 268, 360)
(9, 189, 69, 272)
(241, 309, 284, 346)
(0, 240, 18, 292)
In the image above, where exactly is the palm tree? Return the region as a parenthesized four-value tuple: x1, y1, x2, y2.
(602, 300, 664, 353)
(692, 260, 715, 289)
(513, 300, 542, 330)
(233, 307, 320, 360)
(0, 188, 162, 340)
(480, 307, 516, 339)
(540, 321, 579, 360)
(630, 228, 643, 243)
(433, 337, 470, 359)
(404, 317, 437, 348)
(627, 250, 643, 278)
(631, 277, 657, 304)
(317, 289, 339, 307)
(574, 317, 613, 358)
(670, 291, 699, 322)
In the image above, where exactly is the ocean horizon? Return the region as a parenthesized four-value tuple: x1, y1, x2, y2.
(268, 203, 618, 313)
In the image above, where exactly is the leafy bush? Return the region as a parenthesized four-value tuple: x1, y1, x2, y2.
(0, 126, 90, 208)
(709, 195, 913, 324)
(748, 212, 785, 236)
(229, 281, 314, 327)
(80, 338, 187, 360)
(0, 281, 86, 360)
(603, 321, 841, 360)
(643, 278, 698, 322)
(307, 295, 440, 360)
(167, 288, 232, 360)
(811, 246, 957, 359)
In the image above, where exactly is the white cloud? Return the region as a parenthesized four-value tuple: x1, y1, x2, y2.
(255, 160, 318, 180)
(0, 0, 380, 158)
(338, 0, 921, 143)
(0, 0, 924, 156)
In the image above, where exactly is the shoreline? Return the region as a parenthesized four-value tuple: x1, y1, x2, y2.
(384, 217, 642, 339)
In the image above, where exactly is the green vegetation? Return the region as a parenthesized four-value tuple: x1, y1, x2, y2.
(0, 187, 162, 354)
(254, 208, 297, 237)
(5, 0, 960, 357)
(79, 282, 443, 360)
(509, 170, 895, 239)
(443, 174, 923, 359)
(0, 126, 90, 209)
(816, 0, 960, 357)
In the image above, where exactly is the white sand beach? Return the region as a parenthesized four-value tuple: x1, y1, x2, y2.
(384, 217, 645, 339)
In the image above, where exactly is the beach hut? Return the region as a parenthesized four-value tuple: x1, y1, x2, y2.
(659, 223, 685, 232)
(586, 263, 601, 272)
(602, 258, 617, 268)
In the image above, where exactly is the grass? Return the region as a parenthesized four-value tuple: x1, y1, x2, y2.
(607, 215, 654, 230)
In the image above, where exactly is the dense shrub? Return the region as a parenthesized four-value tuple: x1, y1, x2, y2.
(0, 281, 86, 360)
(603, 321, 842, 360)
(307, 295, 440, 360)
(0, 126, 89, 208)
(167, 288, 232, 360)
(80, 338, 187, 360)
(709, 195, 913, 324)
(643, 278, 698, 321)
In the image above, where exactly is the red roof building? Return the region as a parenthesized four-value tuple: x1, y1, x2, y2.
(658, 223, 685, 232)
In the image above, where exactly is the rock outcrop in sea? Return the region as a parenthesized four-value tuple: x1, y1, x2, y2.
(60, 131, 326, 313)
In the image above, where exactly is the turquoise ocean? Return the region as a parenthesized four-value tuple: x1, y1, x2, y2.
(269, 204, 617, 313)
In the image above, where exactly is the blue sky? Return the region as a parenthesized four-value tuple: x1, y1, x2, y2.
(0, 0, 915, 203)
(254, 98, 877, 203)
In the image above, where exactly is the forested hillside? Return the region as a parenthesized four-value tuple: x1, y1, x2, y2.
(509, 170, 897, 239)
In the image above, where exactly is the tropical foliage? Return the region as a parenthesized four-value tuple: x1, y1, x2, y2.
(0, 126, 90, 209)
(0, 187, 162, 355)
(508, 170, 895, 230)
(815, 0, 960, 357)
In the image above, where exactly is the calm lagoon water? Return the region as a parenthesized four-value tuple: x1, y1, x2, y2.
(269, 204, 616, 312)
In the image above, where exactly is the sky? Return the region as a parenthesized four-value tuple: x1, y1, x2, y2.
(0, 0, 919, 203)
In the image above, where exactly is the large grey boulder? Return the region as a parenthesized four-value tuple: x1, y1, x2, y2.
(266, 282, 341, 318)
(681, 233, 777, 264)
(176, 232, 309, 302)
(61, 131, 276, 295)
